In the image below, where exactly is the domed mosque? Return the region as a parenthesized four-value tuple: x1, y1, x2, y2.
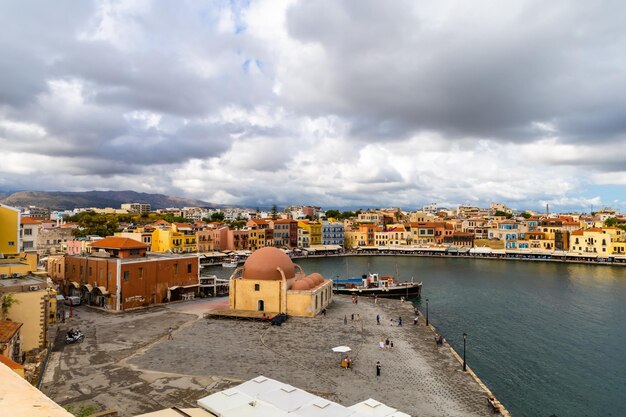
(229, 247, 333, 317)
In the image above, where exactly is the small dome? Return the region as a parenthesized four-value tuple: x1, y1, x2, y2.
(291, 279, 311, 291)
(307, 273, 324, 285)
(242, 247, 295, 281)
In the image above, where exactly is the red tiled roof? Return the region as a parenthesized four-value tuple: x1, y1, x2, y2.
(0, 321, 22, 343)
(89, 237, 149, 249)
(20, 217, 43, 225)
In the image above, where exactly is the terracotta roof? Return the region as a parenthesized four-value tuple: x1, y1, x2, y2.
(571, 230, 584, 236)
(89, 237, 149, 250)
(0, 321, 23, 343)
(0, 354, 24, 371)
(20, 217, 43, 225)
(153, 219, 171, 226)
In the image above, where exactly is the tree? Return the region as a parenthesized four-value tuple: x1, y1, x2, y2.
(604, 217, 617, 227)
(271, 205, 278, 220)
(325, 210, 340, 219)
(494, 210, 513, 219)
(1, 293, 19, 320)
(210, 212, 225, 222)
(520, 212, 532, 219)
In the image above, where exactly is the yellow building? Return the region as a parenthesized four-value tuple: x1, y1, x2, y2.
(151, 223, 197, 254)
(298, 220, 322, 246)
(0, 204, 20, 256)
(0, 289, 49, 352)
(0, 204, 38, 275)
(569, 228, 617, 256)
(229, 247, 332, 317)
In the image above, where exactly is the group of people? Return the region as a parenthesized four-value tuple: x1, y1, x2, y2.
(351, 295, 359, 304)
(435, 333, 445, 345)
(378, 337, 394, 349)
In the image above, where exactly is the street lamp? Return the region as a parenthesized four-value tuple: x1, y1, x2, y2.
(463, 333, 467, 372)
(425, 298, 429, 326)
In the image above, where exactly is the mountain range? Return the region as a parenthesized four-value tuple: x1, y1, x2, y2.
(0, 190, 220, 211)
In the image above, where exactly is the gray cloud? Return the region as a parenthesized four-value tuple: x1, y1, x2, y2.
(0, 0, 624, 211)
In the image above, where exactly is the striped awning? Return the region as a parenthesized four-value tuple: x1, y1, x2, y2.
(69, 281, 80, 288)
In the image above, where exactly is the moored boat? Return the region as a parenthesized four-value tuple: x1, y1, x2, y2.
(222, 260, 238, 268)
(332, 273, 422, 298)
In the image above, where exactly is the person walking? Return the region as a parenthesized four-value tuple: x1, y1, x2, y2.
(374, 294, 378, 304)
(398, 316, 403, 326)
(167, 327, 173, 340)
(385, 338, 390, 349)
(376, 361, 381, 377)
(344, 315, 348, 325)
(376, 314, 380, 325)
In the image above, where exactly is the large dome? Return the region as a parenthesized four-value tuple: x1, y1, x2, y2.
(242, 247, 296, 281)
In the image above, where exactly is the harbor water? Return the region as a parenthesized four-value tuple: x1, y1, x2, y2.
(203, 255, 626, 417)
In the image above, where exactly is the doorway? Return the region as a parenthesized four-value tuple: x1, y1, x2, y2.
(258, 300, 264, 311)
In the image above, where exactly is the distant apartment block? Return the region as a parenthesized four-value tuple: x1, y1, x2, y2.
(121, 203, 151, 213)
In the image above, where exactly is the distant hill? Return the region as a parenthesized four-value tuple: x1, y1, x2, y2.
(0, 190, 221, 211)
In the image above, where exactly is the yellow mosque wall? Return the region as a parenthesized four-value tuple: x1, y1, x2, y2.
(230, 279, 284, 313)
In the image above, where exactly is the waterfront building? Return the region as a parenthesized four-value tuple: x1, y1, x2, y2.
(229, 247, 332, 317)
(488, 221, 519, 249)
(298, 220, 322, 246)
(63, 237, 199, 310)
(321, 220, 344, 246)
(443, 231, 475, 247)
(569, 227, 626, 256)
(297, 227, 310, 248)
(268, 219, 298, 248)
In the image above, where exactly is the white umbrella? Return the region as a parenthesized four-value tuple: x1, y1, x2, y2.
(331, 346, 351, 353)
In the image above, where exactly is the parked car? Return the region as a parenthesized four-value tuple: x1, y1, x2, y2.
(64, 296, 81, 306)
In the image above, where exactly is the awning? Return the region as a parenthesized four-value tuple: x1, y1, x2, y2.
(182, 284, 200, 288)
(168, 286, 180, 290)
(81, 284, 93, 292)
(93, 286, 110, 295)
(69, 281, 80, 288)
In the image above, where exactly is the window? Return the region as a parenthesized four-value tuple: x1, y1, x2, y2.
(24, 229, 32, 236)
(124, 271, 130, 281)
(72, 265, 76, 273)
(174, 263, 178, 274)
(80, 266, 83, 275)
(89, 267, 92, 276)
(187, 263, 192, 273)
(8, 241, 14, 246)
(130, 249, 140, 255)
(139, 268, 143, 278)
(254, 284, 260, 291)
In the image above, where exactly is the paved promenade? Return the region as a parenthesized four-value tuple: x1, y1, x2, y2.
(42, 296, 500, 417)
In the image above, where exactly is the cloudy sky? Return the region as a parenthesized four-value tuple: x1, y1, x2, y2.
(1, 0, 625, 211)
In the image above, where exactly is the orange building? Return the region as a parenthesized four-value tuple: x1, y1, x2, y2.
(63, 237, 199, 311)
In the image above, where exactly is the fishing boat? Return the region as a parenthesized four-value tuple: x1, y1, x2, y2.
(332, 273, 422, 298)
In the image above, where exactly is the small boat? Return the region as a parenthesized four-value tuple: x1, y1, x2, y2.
(332, 273, 422, 298)
(221, 260, 238, 268)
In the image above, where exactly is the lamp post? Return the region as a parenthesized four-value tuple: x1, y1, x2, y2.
(463, 333, 467, 372)
(425, 298, 429, 326)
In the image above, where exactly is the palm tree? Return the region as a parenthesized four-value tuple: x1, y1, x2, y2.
(1, 293, 19, 320)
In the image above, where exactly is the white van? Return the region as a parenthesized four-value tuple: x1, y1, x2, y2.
(64, 296, 81, 306)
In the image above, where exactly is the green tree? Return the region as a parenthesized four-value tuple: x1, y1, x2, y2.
(494, 210, 513, 219)
(325, 209, 340, 219)
(604, 217, 617, 227)
(210, 212, 225, 222)
(270, 205, 278, 220)
(1, 293, 19, 320)
(520, 212, 532, 219)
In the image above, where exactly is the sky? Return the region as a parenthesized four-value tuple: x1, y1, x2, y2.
(1, 0, 625, 212)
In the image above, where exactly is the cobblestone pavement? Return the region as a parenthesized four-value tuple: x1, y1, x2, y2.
(43, 296, 494, 417)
